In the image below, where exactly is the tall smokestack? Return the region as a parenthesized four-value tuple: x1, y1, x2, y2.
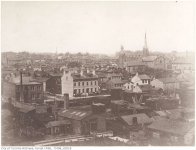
(64, 93, 69, 109)
(20, 71, 24, 102)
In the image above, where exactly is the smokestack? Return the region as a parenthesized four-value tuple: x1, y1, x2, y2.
(64, 93, 69, 109)
(20, 71, 24, 102)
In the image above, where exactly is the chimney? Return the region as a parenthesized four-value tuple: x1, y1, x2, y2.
(92, 70, 96, 76)
(80, 70, 83, 76)
(132, 117, 138, 125)
(63, 93, 69, 109)
(87, 69, 90, 74)
(19, 71, 24, 102)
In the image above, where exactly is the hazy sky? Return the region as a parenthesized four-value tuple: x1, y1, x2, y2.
(1, 1, 195, 55)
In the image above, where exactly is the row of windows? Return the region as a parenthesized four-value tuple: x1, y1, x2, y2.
(17, 85, 42, 91)
(73, 88, 97, 94)
(74, 81, 97, 86)
(114, 83, 123, 87)
(142, 80, 149, 84)
(31, 93, 41, 100)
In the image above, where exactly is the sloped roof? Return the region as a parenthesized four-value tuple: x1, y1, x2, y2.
(58, 109, 92, 121)
(142, 56, 157, 62)
(148, 118, 194, 136)
(121, 113, 152, 126)
(45, 120, 71, 128)
(32, 77, 50, 82)
(126, 61, 145, 67)
(14, 102, 36, 113)
(138, 74, 151, 80)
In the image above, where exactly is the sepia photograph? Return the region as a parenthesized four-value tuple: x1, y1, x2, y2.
(1, 0, 195, 147)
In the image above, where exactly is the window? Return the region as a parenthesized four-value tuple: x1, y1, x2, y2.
(74, 82, 76, 86)
(95, 81, 97, 85)
(31, 94, 35, 100)
(91, 81, 93, 85)
(78, 89, 81, 94)
(90, 119, 97, 132)
(37, 94, 41, 98)
(82, 89, 84, 93)
(91, 88, 93, 92)
(78, 82, 80, 86)
(87, 82, 88, 86)
(82, 82, 84, 86)
(74, 89, 77, 94)
(95, 88, 97, 92)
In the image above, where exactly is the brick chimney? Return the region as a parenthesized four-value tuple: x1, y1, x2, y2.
(63, 93, 69, 109)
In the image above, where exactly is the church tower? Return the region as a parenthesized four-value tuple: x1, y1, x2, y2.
(143, 33, 149, 56)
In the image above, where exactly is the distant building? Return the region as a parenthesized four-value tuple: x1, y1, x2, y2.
(131, 73, 151, 86)
(61, 69, 99, 97)
(58, 103, 107, 135)
(147, 117, 194, 145)
(105, 73, 125, 91)
(142, 55, 167, 69)
(151, 77, 180, 94)
(3, 76, 43, 103)
(118, 33, 149, 68)
(125, 61, 146, 73)
(46, 73, 62, 94)
(172, 58, 194, 73)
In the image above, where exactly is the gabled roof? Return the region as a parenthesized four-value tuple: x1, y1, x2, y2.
(138, 74, 151, 80)
(142, 56, 158, 62)
(148, 118, 194, 136)
(121, 113, 152, 126)
(58, 109, 92, 121)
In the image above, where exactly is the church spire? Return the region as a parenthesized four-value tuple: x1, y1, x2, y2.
(143, 32, 149, 56)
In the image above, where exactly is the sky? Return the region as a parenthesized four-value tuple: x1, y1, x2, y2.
(1, 1, 195, 55)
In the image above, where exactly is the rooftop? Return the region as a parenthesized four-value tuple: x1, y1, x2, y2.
(58, 109, 92, 121)
(148, 118, 194, 136)
(45, 120, 71, 128)
(121, 113, 152, 126)
(138, 74, 151, 80)
(142, 56, 158, 62)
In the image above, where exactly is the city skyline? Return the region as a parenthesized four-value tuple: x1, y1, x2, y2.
(2, 1, 195, 54)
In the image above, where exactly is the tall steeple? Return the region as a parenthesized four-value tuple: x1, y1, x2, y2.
(143, 32, 149, 56)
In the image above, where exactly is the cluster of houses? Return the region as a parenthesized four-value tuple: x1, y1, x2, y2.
(1, 50, 195, 146)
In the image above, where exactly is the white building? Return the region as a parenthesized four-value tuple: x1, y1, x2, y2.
(61, 69, 99, 97)
(131, 73, 151, 86)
